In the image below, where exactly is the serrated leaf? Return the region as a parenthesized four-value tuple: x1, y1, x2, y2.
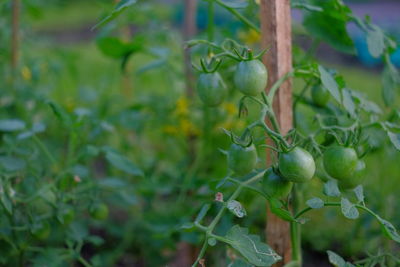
(195, 204, 211, 223)
(227, 200, 247, 218)
(0, 119, 25, 132)
(92, 0, 137, 29)
(306, 197, 324, 209)
(104, 150, 144, 176)
(366, 27, 385, 58)
(353, 185, 364, 203)
(323, 180, 341, 197)
(319, 66, 341, 102)
(225, 225, 281, 266)
(340, 198, 359, 219)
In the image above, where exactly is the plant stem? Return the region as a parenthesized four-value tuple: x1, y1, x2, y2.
(192, 171, 265, 266)
(213, 0, 260, 33)
(207, 1, 214, 44)
(192, 239, 208, 267)
(32, 135, 57, 165)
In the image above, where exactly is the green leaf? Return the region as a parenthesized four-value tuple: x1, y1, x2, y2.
(92, 0, 137, 29)
(228, 258, 255, 267)
(342, 89, 356, 118)
(208, 237, 217, 246)
(104, 150, 144, 176)
(0, 119, 25, 132)
(220, 0, 248, 9)
(382, 64, 399, 106)
(340, 198, 359, 220)
(319, 66, 341, 102)
(227, 200, 247, 218)
(327, 250, 346, 267)
(376, 216, 400, 243)
(195, 204, 211, 223)
(269, 198, 296, 222)
(323, 180, 341, 197)
(353, 185, 364, 204)
(0, 188, 12, 215)
(225, 225, 281, 266)
(48, 102, 72, 127)
(303, 3, 354, 54)
(366, 27, 385, 58)
(306, 197, 324, 209)
(386, 131, 400, 150)
(0, 156, 26, 172)
(291, 1, 322, 12)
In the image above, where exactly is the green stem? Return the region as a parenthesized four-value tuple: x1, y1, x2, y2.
(192, 239, 208, 267)
(267, 71, 294, 105)
(192, 171, 265, 267)
(32, 135, 57, 165)
(207, 1, 214, 44)
(213, 0, 260, 33)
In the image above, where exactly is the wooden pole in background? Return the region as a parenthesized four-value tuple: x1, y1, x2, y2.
(260, 0, 293, 265)
(11, 0, 21, 79)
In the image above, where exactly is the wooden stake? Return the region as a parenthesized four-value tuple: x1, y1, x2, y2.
(260, 0, 293, 265)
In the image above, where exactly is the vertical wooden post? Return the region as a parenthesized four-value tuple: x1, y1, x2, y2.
(11, 0, 20, 78)
(260, 0, 293, 265)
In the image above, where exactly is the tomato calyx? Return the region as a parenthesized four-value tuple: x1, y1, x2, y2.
(232, 47, 268, 61)
(193, 58, 222, 73)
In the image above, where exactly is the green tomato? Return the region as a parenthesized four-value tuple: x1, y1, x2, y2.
(338, 160, 366, 190)
(323, 146, 358, 180)
(262, 168, 293, 199)
(314, 157, 333, 182)
(278, 147, 315, 183)
(59, 207, 75, 225)
(234, 59, 268, 96)
(196, 72, 227, 107)
(90, 203, 109, 220)
(311, 85, 330, 107)
(31, 222, 51, 240)
(227, 143, 257, 175)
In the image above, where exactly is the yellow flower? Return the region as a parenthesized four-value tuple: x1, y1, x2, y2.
(179, 118, 199, 137)
(238, 29, 261, 45)
(163, 125, 179, 135)
(222, 102, 237, 116)
(174, 96, 189, 117)
(21, 66, 32, 81)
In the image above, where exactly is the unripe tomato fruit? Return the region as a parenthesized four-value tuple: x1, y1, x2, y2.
(59, 208, 75, 225)
(311, 85, 330, 107)
(323, 146, 358, 180)
(31, 222, 51, 240)
(234, 60, 268, 96)
(197, 72, 227, 107)
(90, 203, 109, 220)
(227, 143, 257, 175)
(262, 168, 293, 199)
(314, 157, 333, 182)
(278, 147, 315, 183)
(338, 160, 366, 190)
